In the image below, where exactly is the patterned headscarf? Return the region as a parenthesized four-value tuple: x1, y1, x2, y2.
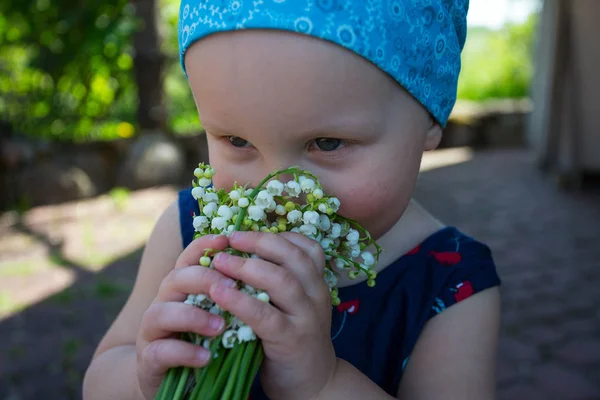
(178, 0, 469, 127)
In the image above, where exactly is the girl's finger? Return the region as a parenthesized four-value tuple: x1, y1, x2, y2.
(209, 281, 288, 342)
(175, 234, 229, 269)
(278, 232, 326, 275)
(227, 231, 323, 297)
(140, 301, 226, 342)
(212, 252, 310, 316)
(138, 338, 212, 389)
(156, 265, 237, 303)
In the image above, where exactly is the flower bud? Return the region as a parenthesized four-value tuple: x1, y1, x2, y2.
(313, 188, 324, 199)
(229, 189, 242, 201)
(203, 168, 215, 178)
(275, 205, 287, 216)
(194, 168, 204, 178)
(198, 177, 212, 187)
(238, 197, 250, 208)
(200, 256, 211, 267)
(256, 292, 270, 302)
(285, 201, 296, 211)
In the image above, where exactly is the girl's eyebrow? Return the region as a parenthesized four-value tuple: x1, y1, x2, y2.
(202, 114, 384, 138)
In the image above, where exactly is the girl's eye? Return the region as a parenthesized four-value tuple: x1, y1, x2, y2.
(227, 136, 251, 148)
(312, 138, 344, 152)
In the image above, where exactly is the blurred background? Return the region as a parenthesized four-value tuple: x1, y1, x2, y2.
(1, 0, 599, 398)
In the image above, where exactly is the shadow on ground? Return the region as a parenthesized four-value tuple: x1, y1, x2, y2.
(0, 148, 599, 400)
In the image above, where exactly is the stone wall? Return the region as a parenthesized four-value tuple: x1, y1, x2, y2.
(0, 100, 532, 209)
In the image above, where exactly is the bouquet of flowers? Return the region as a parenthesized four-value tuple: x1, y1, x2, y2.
(155, 164, 382, 400)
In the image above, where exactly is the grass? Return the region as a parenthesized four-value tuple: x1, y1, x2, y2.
(94, 279, 128, 299)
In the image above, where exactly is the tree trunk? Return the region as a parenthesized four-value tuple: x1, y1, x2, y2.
(132, 0, 166, 133)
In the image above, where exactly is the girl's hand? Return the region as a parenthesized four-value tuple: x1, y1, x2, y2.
(210, 231, 336, 400)
(135, 235, 236, 400)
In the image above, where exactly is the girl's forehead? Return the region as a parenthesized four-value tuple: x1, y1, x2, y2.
(186, 31, 421, 115)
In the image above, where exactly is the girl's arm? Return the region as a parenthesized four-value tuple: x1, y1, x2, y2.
(83, 201, 183, 399)
(397, 287, 501, 400)
(313, 287, 501, 400)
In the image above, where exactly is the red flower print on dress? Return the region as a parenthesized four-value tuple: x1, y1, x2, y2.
(430, 251, 462, 265)
(407, 245, 421, 255)
(453, 281, 474, 302)
(337, 299, 359, 314)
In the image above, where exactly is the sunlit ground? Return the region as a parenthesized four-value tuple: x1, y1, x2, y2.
(0, 147, 474, 320)
(0, 187, 177, 321)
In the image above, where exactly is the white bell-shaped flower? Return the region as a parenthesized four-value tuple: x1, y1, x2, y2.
(255, 190, 274, 210)
(287, 210, 303, 224)
(238, 197, 250, 208)
(211, 217, 228, 231)
(237, 326, 256, 342)
(222, 330, 238, 348)
(285, 181, 301, 197)
(202, 202, 218, 217)
(217, 205, 234, 221)
(319, 214, 331, 231)
(191, 187, 205, 200)
(303, 211, 320, 226)
(361, 251, 375, 267)
(193, 216, 209, 232)
(202, 192, 219, 203)
(299, 224, 318, 237)
(275, 205, 287, 216)
(328, 197, 341, 212)
(248, 205, 266, 221)
(300, 177, 316, 193)
(266, 180, 284, 196)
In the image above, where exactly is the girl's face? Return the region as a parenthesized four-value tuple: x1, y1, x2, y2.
(185, 30, 441, 240)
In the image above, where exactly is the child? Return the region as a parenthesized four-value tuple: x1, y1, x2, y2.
(84, 1, 501, 399)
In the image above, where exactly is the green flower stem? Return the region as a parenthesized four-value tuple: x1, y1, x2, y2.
(241, 343, 264, 400)
(173, 367, 191, 400)
(158, 367, 179, 400)
(232, 340, 258, 400)
(219, 344, 246, 400)
(207, 346, 241, 400)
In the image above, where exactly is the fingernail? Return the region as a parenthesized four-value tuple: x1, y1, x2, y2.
(210, 316, 224, 331)
(221, 278, 237, 288)
(215, 252, 229, 262)
(197, 348, 210, 363)
(230, 231, 241, 241)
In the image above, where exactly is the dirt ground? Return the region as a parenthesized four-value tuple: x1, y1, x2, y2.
(1, 148, 599, 399)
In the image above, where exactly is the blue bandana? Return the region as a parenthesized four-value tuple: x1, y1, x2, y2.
(178, 0, 469, 127)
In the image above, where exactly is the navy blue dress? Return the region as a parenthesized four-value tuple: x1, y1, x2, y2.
(178, 189, 501, 398)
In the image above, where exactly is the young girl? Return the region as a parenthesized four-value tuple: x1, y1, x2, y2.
(84, 1, 501, 399)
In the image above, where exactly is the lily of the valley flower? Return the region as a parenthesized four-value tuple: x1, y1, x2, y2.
(287, 210, 302, 224)
(303, 210, 320, 226)
(285, 181, 301, 197)
(248, 205, 266, 222)
(202, 202, 218, 218)
(300, 177, 316, 193)
(266, 180, 284, 196)
(191, 187, 205, 200)
(211, 217, 228, 231)
(193, 216, 209, 232)
(217, 205, 234, 221)
(255, 190, 274, 210)
(238, 197, 250, 208)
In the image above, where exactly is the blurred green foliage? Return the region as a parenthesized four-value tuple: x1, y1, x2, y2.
(0, 1, 537, 141)
(0, 0, 139, 141)
(458, 14, 538, 101)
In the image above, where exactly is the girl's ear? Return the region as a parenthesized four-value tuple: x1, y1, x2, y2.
(424, 120, 442, 151)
